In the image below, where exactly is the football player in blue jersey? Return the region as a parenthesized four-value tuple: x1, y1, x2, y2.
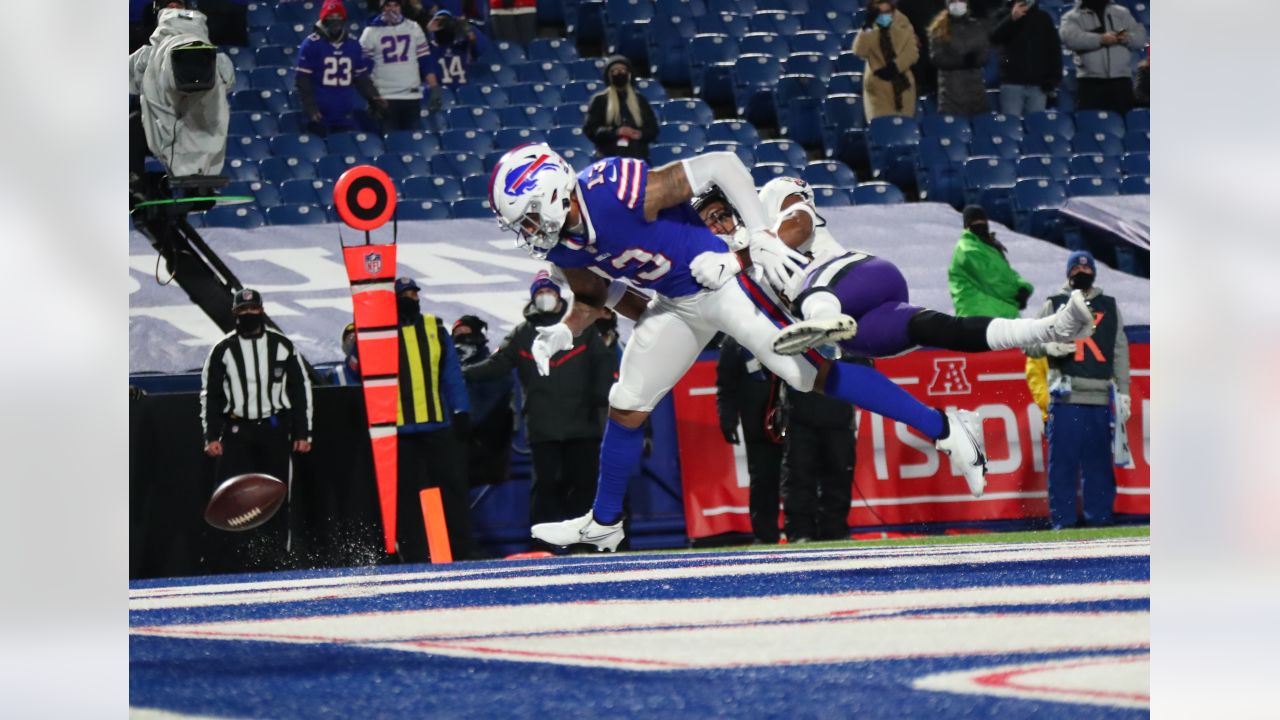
(489, 144, 998, 550)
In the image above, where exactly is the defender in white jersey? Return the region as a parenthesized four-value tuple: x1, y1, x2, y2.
(358, 1, 436, 132)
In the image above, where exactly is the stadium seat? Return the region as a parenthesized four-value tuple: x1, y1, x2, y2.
(372, 153, 431, 179)
(706, 120, 760, 147)
(460, 174, 491, 200)
(821, 94, 866, 169)
(1124, 130, 1150, 154)
(707, 0, 753, 14)
(569, 57, 607, 82)
(229, 89, 267, 112)
(224, 180, 280, 208)
(440, 129, 496, 156)
(790, 30, 841, 59)
(784, 53, 834, 83)
(749, 11, 801, 36)
(504, 105, 558, 130)
(258, 156, 317, 183)
(326, 131, 386, 158)
(1075, 110, 1126, 140)
(203, 205, 266, 228)
(527, 38, 579, 64)
(1021, 132, 1073, 157)
(1012, 178, 1067, 239)
(915, 136, 968, 207)
(470, 61, 517, 86)
(867, 115, 921, 188)
(254, 45, 294, 68)
(606, 0, 656, 24)
(314, 154, 359, 180)
(834, 51, 862, 75)
(445, 106, 500, 132)
(756, 139, 807, 168)
(228, 111, 278, 138)
(1016, 155, 1070, 182)
(227, 135, 272, 161)
(648, 14, 698, 83)
(635, 78, 669, 102)
(963, 156, 1017, 226)
(1068, 153, 1122, 180)
(450, 198, 493, 218)
(827, 72, 861, 96)
(247, 88, 289, 114)
(279, 178, 335, 206)
(397, 198, 452, 221)
(401, 175, 464, 203)
(852, 182, 905, 205)
(561, 81, 604, 105)
(759, 0, 805, 12)
(552, 103, 589, 127)
(649, 143, 695, 166)
(688, 33, 737, 97)
(383, 131, 439, 157)
(657, 123, 706, 152)
(740, 32, 788, 58)
(547, 126, 594, 156)
(704, 142, 756, 167)
(1120, 152, 1149, 177)
(266, 203, 326, 225)
(514, 60, 572, 86)
(430, 152, 485, 179)
(661, 99, 715, 126)
(782, 96, 825, 150)
(1024, 110, 1075, 141)
(273, 2, 313, 25)
(455, 84, 510, 110)
(969, 133, 1020, 160)
(276, 110, 307, 135)
(1120, 175, 1150, 195)
(246, 4, 274, 29)
(810, 185, 851, 207)
(1066, 176, 1120, 197)
(1126, 107, 1150, 136)
(695, 11, 749, 38)
(268, 134, 327, 162)
(656, 0, 704, 18)
(508, 82, 565, 108)
(804, 7, 856, 34)
(732, 54, 783, 127)
(223, 156, 260, 182)
(802, 160, 857, 190)
(1072, 132, 1124, 158)
(921, 114, 973, 144)
(249, 66, 294, 94)
(971, 112, 1025, 144)
(752, 163, 792, 185)
(493, 127, 547, 149)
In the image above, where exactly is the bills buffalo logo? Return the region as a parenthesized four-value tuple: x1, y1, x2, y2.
(927, 358, 972, 396)
(364, 251, 382, 274)
(504, 155, 556, 197)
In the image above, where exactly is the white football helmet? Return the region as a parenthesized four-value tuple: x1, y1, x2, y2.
(759, 176, 816, 224)
(488, 143, 577, 258)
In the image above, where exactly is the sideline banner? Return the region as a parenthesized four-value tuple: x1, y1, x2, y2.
(673, 345, 1150, 538)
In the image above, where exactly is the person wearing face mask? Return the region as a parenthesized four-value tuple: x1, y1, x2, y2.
(199, 288, 313, 572)
(452, 315, 515, 488)
(296, 0, 384, 136)
(358, 0, 437, 133)
(852, 0, 920, 122)
(391, 277, 476, 561)
(583, 55, 659, 161)
(947, 205, 1034, 319)
(1059, 0, 1147, 113)
(1026, 251, 1131, 530)
(421, 9, 491, 91)
(927, 0, 992, 116)
(990, 0, 1063, 116)
(463, 271, 617, 538)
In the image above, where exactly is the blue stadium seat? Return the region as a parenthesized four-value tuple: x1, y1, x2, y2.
(1072, 132, 1124, 157)
(249, 66, 293, 93)
(635, 78, 668, 102)
(229, 89, 267, 112)
(1021, 132, 1073, 157)
(660, 99, 715, 126)
(401, 175, 464, 203)
(561, 81, 604, 104)
(1120, 175, 1149, 195)
(546, 126, 595, 156)
(740, 32, 788, 58)
(784, 53, 834, 83)
(314, 154, 360, 180)
(1016, 155, 1070, 182)
(279, 178, 335, 206)
(790, 30, 841, 59)
(1068, 154, 1122, 180)
(258, 156, 317, 183)
(266, 203, 326, 225)
(1125, 108, 1150, 136)
(969, 133, 1020, 160)
(1066, 176, 1120, 198)
(821, 95, 866, 168)
(276, 110, 307, 135)
(255, 89, 291, 114)
(755, 141, 804, 169)
(867, 115, 921, 188)
(695, 12, 749, 38)
(557, 146, 592, 167)
(460, 174, 491, 200)
(538, 0, 567, 26)
(1075, 110, 1126, 140)
(254, 45, 294, 68)
(228, 111, 278, 138)
(552, 103, 589, 128)
(372, 153, 431, 179)
(781, 96, 825, 149)
(971, 112, 1025, 144)
(397, 200, 452, 221)
(527, 38, 579, 64)
(1012, 178, 1067, 239)
(1123, 130, 1150, 154)
(203, 205, 267, 228)
(659, 123, 707, 152)
(656, 0, 705, 19)
(494, 127, 548, 149)
(811, 185, 851, 207)
(569, 58, 607, 82)
(430, 152, 485, 179)
(223, 157, 260, 182)
(1120, 152, 1149, 177)
(921, 114, 973, 144)
(441, 129, 496, 156)
(915, 137, 968, 207)
(649, 143, 695, 166)
(648, 15, 698, 86)
(704, 142, 756, 167)
(827, 72, 861, 96)
(450, 198, 494, 218)
(470, 61, 518, 86)
(706, 120, 760, 147)
(325, 131, 386, 158)
(752, 163, 792, 185)
(227, 135, 272, 161)
(606, 0, 656, 24)
(1024, 110, 1076, 141)
(445, 106, 501, 132)
(269, 134, 327, 162)
(514, 60, 572, 85)
(246, 4, 274, 29)
(455, 84, 510, 109)
(273, 2, 313, 25)
(802, 160, 857, 190)
(852, 182, 905, 205)
(384, 131, 439, 157)
(834, 51, 862, 75)
(508, 82, 565, 108)
(492, 41, 528, 65)
(758, 0, 805, 12)
(733, 54, 784, 127)
(224, 180, 280, 208)
(688, 33, 737, 96)
(707, 0, 753, 14)
(963, 156, 1017, 226)
(749, 10, 801, 36)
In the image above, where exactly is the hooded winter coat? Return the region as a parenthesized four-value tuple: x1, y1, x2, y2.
(128, 8, 235, 177)
(1059, 0, 1147, 80)
(928, 11, 991, 116)
(947, 229, 1034, 318)
(852, 10, 920, 122)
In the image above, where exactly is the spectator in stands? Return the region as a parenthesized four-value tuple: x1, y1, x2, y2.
(452, 315, 514, 488)
(360, 0, 438, 133)
(852, 1, 920, 122)
(895, 0, 944, 98)
(584, 56, 659, 161)
(947, 205, 1034, 318)
(716, 337, 784, 545)
(990, 0, 1062, 116)
(334, 322, 361, 385)
(296, 0, 385, 135)
(200, 289, 313, 572)
(423, 9, 491, 88)
(928, 1, 992, 116)
(1133, 45, 1149, 108)
(1026, 251, 1131, 529)
(392, 277, 475, 561)
(781, 362, 862, 543)
(1059, 0, 1147, 114)
(462, 272, 616, 536)
(488, 0, 537, 45)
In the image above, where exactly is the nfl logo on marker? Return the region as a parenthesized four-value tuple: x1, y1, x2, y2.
(365, 251, 381, 274)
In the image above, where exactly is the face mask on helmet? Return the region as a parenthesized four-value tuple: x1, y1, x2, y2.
(492, 146, 577, 259)
(760, 177, 815, 223)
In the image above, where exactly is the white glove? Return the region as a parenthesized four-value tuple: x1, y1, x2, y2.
(1116, 393, 1131, 423)
(690, 251, 744, 290)
(531, 323, 573, 376)
(748, 229, 809, 291)
(1044, 341, 1076, 357)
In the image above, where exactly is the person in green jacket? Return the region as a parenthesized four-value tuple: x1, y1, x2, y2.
(948, 205, 1034, 320)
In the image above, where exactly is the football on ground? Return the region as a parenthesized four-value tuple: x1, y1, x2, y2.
(204, 473, 286, 531)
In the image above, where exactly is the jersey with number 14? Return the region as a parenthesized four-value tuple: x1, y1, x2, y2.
(546, 157, 728, 299)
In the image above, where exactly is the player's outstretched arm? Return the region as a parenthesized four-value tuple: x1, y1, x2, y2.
(562, 268, 649, 323)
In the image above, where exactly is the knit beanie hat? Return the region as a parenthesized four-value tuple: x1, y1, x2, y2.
(1066, 250, 1096, 277)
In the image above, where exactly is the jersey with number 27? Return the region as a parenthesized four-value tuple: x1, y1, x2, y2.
(546, 157, 728, 299)
(296, 33, 372, 119)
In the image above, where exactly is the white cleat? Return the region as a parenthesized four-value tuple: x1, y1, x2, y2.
(772, 315, 858, 355)
(936, 409, 988, 497)
(1052, 289, 1095, 341)
(531, 511, 625, 552)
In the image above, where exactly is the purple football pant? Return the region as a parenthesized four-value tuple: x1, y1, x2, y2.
(800, 256, 921, 358)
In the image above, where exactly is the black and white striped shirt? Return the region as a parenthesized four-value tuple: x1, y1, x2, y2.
(200, 328, 313, 442)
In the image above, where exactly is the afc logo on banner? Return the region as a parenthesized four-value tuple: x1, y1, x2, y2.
(927, 358, 972, 396)
(364, 251, 382, 274)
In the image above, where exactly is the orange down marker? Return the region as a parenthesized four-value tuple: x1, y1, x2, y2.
(419, 488, 453, 564)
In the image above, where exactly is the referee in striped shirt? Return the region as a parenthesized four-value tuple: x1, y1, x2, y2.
(200, 288, 313, 570)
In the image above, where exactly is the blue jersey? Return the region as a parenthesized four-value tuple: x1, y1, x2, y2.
(296, 33, 372, 123)
(547, 157, 729, 299)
